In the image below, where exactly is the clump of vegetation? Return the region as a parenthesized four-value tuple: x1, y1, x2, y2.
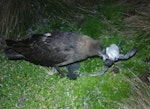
(0, 0, 101, 39)
(119, 74, 150, 109)
(0, 0, 74, 39)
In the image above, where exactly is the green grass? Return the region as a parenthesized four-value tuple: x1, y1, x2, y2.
(1, 1, 150, 109)
(0, 53, 130, 108)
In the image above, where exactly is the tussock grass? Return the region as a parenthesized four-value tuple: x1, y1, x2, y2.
(0, 0, 73, 38)
(119, 74, 150, 109)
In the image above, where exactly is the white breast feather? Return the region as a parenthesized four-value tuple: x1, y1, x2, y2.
(106, 44, 119, 61)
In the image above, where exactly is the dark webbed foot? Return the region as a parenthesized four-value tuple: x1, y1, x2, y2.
(119, 49, 137, 60)
(54, 66, 66, 77)
(67, 72, 78, 80)
(54, 63, 80, 80)
(103, 59, 114, 67)
(66, 63, 80, 80)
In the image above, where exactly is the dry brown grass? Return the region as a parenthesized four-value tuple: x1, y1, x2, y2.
(119, 2, 150, 108)
(119, 73, 150, 109)
(123, 2, 150, 36)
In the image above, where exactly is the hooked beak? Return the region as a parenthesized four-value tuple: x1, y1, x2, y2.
(98, 51, 114, 67)
(103, 59, 114, 67)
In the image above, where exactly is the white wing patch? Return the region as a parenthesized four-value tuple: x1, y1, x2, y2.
(44, 33, 51, 37)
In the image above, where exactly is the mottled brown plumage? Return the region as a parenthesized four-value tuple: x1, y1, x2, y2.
(5, 31, 104, 79)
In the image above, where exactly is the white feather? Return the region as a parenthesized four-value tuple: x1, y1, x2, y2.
(106, 44, 119, 61)
(44, 33, 51, 37)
